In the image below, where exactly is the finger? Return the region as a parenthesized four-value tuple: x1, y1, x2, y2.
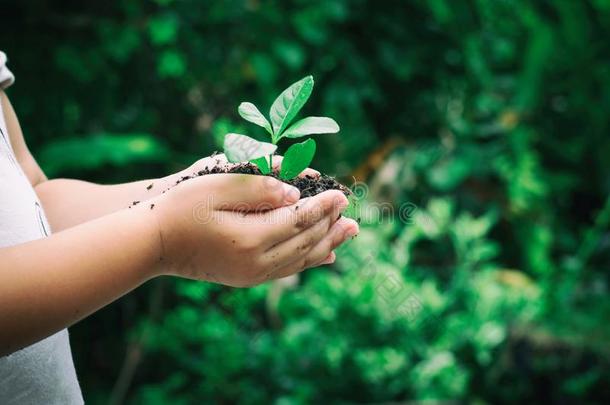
(271, 155, 320, 178)
(297, 250, 335, 270)
(190, 154, 230, 172)
(206, 153, 229, 166)
(270, 217, 358, 279)
(256, 190, 349, 245)
(317, 251, 336, 266)
(271, 218, 357, 279)
(259, 214, 333, 271)
(186, 174, 301, 211)
(305, 217, 359, 266)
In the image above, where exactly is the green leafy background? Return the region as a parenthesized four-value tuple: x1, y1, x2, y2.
(2, 0, 610, 403)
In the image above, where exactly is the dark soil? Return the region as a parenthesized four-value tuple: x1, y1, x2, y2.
(174, 161, 351, 199)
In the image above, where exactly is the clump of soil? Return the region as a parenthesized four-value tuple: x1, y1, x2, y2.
(174, 161, 351, 199)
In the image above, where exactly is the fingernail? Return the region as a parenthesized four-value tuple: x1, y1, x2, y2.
(283, 184, 301, 203)
(344, 221, 359, 238)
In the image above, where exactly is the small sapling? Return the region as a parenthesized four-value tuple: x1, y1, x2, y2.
(223, 75, 339, 180)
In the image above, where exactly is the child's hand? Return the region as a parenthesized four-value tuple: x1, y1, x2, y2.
(147, 173, 357, 287)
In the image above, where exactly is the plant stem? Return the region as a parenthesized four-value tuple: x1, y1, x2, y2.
(269, 134, 278, 173)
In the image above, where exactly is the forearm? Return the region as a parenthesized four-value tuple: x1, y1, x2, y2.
(35, 176, 176, 232)
(34, 155, 228, 232)
(0, 205, 161, 356)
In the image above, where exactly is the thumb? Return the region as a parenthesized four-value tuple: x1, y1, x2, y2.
(206, 174, 300, 211)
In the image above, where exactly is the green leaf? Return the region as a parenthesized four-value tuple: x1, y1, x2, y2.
(281, 116, 340, 139)
(251, 156, 271, 175)
(157, 50, 186, 78)
(224, 133, 277, 163)
(148, 14, 179, 46)
(280, 138, 317, 180)
(238, 102, 273, 135)
(269, 75, 314, 138)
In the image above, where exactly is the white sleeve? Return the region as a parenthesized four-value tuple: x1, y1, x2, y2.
(0, 51, 15, 90)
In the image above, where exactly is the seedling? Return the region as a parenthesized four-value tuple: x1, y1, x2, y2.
(223, 75, 339, 180)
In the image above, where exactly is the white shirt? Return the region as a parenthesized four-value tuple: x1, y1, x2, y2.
(0, 51, 83, 404)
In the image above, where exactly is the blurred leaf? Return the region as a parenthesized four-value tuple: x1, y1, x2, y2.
(157, 49, 186, 78)
(98, 22, 140, 62)
(427, 156, 471, 191)
(39, 133, 170, 176)
(272, 40, 306, 70)
(148, 14, 179, 45)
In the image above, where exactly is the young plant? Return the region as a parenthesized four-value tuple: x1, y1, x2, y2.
(223, 75, 339, 180)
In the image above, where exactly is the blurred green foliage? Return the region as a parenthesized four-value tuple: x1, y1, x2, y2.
(2, 0, 610, 403)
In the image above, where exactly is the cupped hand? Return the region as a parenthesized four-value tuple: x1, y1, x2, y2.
(146, 173, 358, 287)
